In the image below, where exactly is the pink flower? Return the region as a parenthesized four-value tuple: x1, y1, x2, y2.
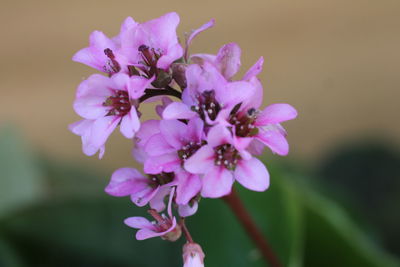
(143, 118, 204, 205)
(121, 12, 183, 72)
(105, 167, 176, 211)
(124, 188, 181, 241)
(72, 17, 136, 74)
(184, 125, 270, 198)
(69, 73, 153, 158)
(229, 103, 298, 156)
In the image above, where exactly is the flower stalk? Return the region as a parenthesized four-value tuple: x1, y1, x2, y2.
(223, 189, 282, 267)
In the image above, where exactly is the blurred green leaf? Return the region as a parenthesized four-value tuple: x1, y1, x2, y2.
(301, 185, 399, 267)
(0, 125, 45, 218)
(0, 236, 25, 267)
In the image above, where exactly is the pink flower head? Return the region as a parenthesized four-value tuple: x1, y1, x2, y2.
(121, 12, 183, 72)
(124, 188, 181, 241)
(184, 125, 270, 198)
(162, 62, 257, 122)
(72, 17, 136, 74)
(105, 167, 176, 211)
(69, 73, 153, 158)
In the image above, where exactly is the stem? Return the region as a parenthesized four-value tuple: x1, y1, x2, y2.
(180, 218, 194, 243)
(139, 87, 182, 103)
(223, 189, 282, 267)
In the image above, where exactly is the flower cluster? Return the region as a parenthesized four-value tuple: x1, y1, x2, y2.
(70, 12, 297, 266)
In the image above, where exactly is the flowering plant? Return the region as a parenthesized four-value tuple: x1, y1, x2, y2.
(70, 12, 297, 267)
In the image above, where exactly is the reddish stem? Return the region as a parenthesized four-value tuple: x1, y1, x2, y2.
(180, 218, 194, 243)
(223, 189, 282, 267)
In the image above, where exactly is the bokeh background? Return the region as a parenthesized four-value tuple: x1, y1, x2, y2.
(1, 0, 399, 266)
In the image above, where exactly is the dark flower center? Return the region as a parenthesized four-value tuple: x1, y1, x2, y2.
(178, 141, 205, 161)
(148, 172, 175, 188)
(103, 90, 131, 117)
(191, 90, 221, 121)
(229, 107, 259, 137)
(214, 144, 241, 171)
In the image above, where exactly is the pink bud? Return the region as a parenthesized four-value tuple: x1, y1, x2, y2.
(183, 243, 205, 267)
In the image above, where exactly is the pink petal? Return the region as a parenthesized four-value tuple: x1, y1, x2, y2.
(120, 107, 140, 138)
(255, 104, 298, 126)
(159, 119, 187, 149)
(72, 31, 116, 72)
(242, 56, 264, 81)
(178, 202, 198, 217)
(131, 186, 159, 207)
(119, 17, 137, 34)
(162, 102, 197, 120)
(75, 74, 113, 98)
(235, 157, 269, 192)
(127, 75, 154, 99)
(136, 228, 160, 240)
(149, 186, 171, 212)
(185, 19, 215, 59)
(69, 119, 93, 136)
(145, 133, 176, 156)
(124, 216, 154, 230)
(86, 116, 120, 158)
(207, 124, 232, 148)
(144, 153, 180, 174)
(233, 136, 253, 151)
(156, 97, 173, 118)
(215, 43, 241, 80)
(187, 118, 204, 143)
(184, 145, 215, 174)
(135, 120, 160, 146)
(136, 217, 177, 240)
(157, 43, 184, 69)
(105, 167, 147, 197)
(201, 166, 234, 198)
(110, 73, 130, 90)
(221, 80, 256, 108)
(256, 129, 289, 156)
(176, 172, 202, 205)
(242, 76, 263, 110)
(247, 139, 265, 155)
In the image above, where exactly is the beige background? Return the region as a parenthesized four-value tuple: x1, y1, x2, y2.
(1, 0, 399, 171)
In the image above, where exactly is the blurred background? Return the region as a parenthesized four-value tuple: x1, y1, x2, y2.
(0, 0, 399, 266)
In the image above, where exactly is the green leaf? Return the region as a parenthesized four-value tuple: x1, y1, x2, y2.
(301, 186, 399, 267)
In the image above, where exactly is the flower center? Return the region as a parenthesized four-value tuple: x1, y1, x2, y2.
(214, 144, 241, 171)
(229, 107, 259, 137)
(191, 90, 221, 121)
(178, 141, 205, 161)
(148, 172, 174, 188)
(103, 48, 121, 74)
(103, 90, 131, 117)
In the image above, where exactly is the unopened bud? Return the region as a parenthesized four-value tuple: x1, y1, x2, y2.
(172, 63, 188, 89)
(152, 69, 172, 88)
(183, 243, 205, 267)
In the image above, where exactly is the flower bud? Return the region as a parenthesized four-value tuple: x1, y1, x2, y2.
(162, 224, 182, 242)
(152, 69, 172, 88)
(183, 243, 205, 267)
(172, 63, 188, 89)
